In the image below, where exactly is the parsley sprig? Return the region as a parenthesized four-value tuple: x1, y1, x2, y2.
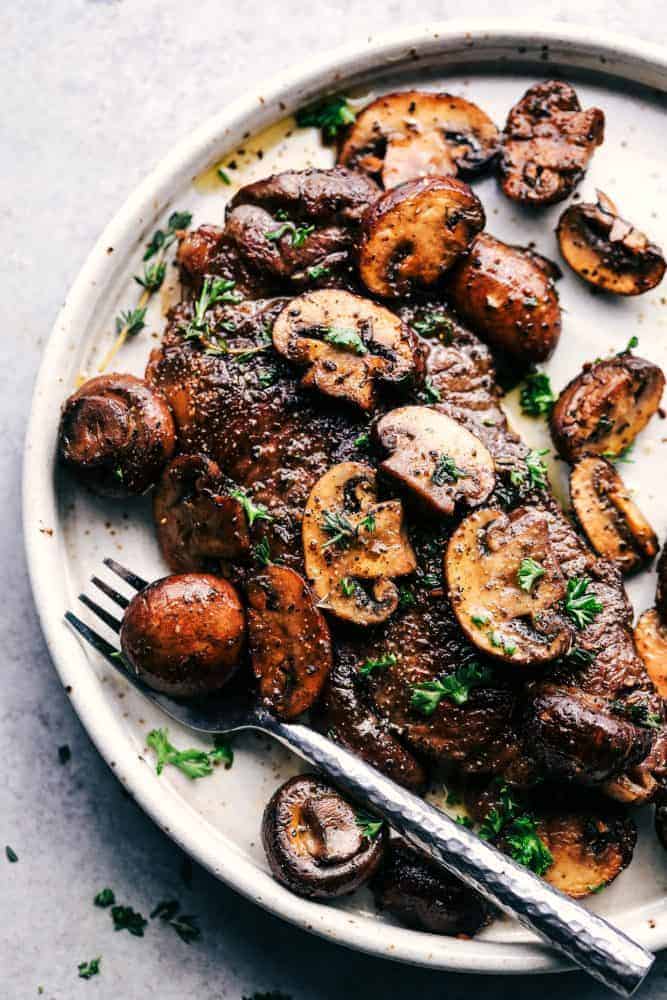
(517, 558, 545, 593)
(359, 652, 397, 676)
(520, 371, 556, 417)
(322, 326, 368, 356)
(410, 662, 493, 714)
(147, 728, 233, 779)
(412, 311, 454, 342)
(355, 812, 384, 840)
(478, 784, 553, 877)
(511, 448, 550, 491)
(564, 577, 603, 629)
(295, 94, 356, 140)
(432, 453, 465, 486)
(99, 210, 192, 372)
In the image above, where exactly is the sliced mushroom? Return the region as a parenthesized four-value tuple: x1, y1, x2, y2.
(445, 506, 573, 665)
(538, 805, 636, 898)
(153, 455, 250, 572)
(657, 546, 667, 624)
(303, 462, 416, 626)
(557, 191, 666, 295)
(371, 838, 492, 935)
(358, 177, 485, 298)
(247, 565, 332, 720)
(261, 775, 385, 899)
(58, 374, 176, 497)
(550, 354, 665, 462)
(500, 80, 605, 205)
(119, 574, 245, 697)
(655, 790, 667, 853)
(445, 233, 562, 364)
(338, 90, 500, 187)
(635, 609, 667, 699)
(570, 456, 658, 574)
(271, 289, 419, 411)
(376, 406, 495, 515)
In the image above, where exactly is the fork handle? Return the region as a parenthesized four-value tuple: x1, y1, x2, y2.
(260, 712, 652, 996)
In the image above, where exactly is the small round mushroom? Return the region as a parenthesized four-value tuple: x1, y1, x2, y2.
(247, 565, 332, 720)
(338, 90, 500, 187)
(570, 456, 658, 574)
(550, 354, 665, 462)
(153, 455, 250, 572)
(303, 462, 416, 626)
(58, 374, 176, 497)
(261, 775, 385, 899)
(557, 191, 666, 296)
(445, 506, 573, 665)
(358, 177, 485, 298)
(500, 80, 605, 205)
(376, 406, 496, 515)
(371, 838, 491, 935)
(445, 233, 562, 364)
(271, 289, 419, 411)
(634, 610, 667, 699)
(120, 573, 245, 697)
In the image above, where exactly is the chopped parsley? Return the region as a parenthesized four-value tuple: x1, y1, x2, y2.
(488, 630, 517, 656)
(296, 94, 356, 140)
(230, 487, 273, 527)
(410, 662, 493, 714)
(253, 536, 271, 567)
(418, 376, 442, 404)
(359, 653, 397, 676)
(471, 611, 491, 628)
(398, 584, 416, 609)
(602, 443, 635, 464)
(525, 448, 550, 489)
(217, 167, 231, 185)
(519, 371, 556, 417)
(412, 311, 454, 342)
(339, 577, 357, 597)
(587, 881, 608, 894)
(322, 326, 368, 355)
(355, 812, 384, 840)
(94, 888, 116, 908)
(151, 900, 201, 943)
(517, 558, 545, 593)
(622, 335, 639, 353)
(432, 453, 465, 486)
(354, 430, 370, 449)
(306, 264, 332, 281)
(320, 510, 356, 550)
(478, 785, 553, 876)
(564, 577, 603, 629)
(455, 815, 474, 828)
(111, 904, 147, 936)
(5, 845, 18, 863)
(146, 728, 233, 779)
(78, 958, 101, 980)
(265, 220, 315, 248)
(609, 700, 662, 730)
(358, 512, 376, 533)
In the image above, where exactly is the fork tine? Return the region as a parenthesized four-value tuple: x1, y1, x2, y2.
(78, 594, 122, 633)
(103, 557, 147, 591)
(91, 575, 130, 609)
(65, 611, 123, 666)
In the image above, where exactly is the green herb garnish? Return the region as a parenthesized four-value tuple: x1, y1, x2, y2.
(111, 905, 147, 936)
(144, 211, 193, 261)
(230, 487, 273, 527)
(517, 558, 545, 593)
(180, 276, 242, 348)
(94, 888, 115, 908)
(253, 536, 271, 567)
(322, 326, 368, 355)
(412, 311, 454, 341)
(520, 371, 556, 417)
(5, 846, 18, 863)
(296, 95, 356, 140)
(354, 430, 370, 449)
(78, 958, 101, 980)
(217, 167, 231, 185)
(418, 376, 442, 404)
(525, 448, 550, 490)
(564, 577, 603, 629)
(398, 584, 416, 609)
(410, 662, 493, 714)
(265, 221, 315, 248)
(432, 453, 465, 486)
(320, 510, 356, 550)
(306, 264, 332, 281)
(359, 653, 397, 677)
(505, 815, 553, 876)
(146, 728, 233, 780)
(355, 812, 384, 840)
(151, 900, 201, 943)
(455, 815, 474, 828)
(609, 700, 662, 730)
(358, 512, 376, 533)
(340, 577, 357, 597)
(471, 612, 491, 628)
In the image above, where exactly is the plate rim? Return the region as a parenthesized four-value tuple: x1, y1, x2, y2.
(23, 18, 667, 975)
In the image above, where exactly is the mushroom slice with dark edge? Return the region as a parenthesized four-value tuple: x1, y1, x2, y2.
(303, 462, 416, 626)
(570, 456, 658, 574)
(445, 233, 562, 364)
(445, 506, 573, 665)
(119, 574, 246, 697)
(358, 177, 485, 298)
(58, 374, 176, 498)
(376, 406, 495, 515)
(271, 289, 418, 411)
(557, 191, 666, 295)
(153, 455, 250, 572)
(247, 565, 332, 720)
(338, 90, 500, 187)
(500, 80, 605, 205)
(550, 354, 665, 462)
(371, 838, 491, 935)
(634, 610, 667, 699)
(657, 545, 667, 623)
(261, 775, 385, 899)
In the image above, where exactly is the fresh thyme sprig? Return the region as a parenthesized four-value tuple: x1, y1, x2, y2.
(179, 277, 243, 351)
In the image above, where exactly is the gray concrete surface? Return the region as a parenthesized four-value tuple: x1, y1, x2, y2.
(3, 2, 667, 997)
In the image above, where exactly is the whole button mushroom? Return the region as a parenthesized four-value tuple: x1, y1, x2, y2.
(120, 573, 245, 697)
(58, 374, 175, 497)
(262, 775, 385, 899)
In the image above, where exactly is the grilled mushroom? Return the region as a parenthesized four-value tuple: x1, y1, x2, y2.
(338, 90, 500, 187)
(262, 775, 385, 899)
(358, 177, 485, 298)
(655, 790, 667, 853)
(634, 610, 667, 699)
(570, 456, 658, 574)
(557, 192, 666, 295)
(371, 838, 491, 935)
(153, 455, 250, 572)
(658, 545, 667, 624)
(58, 374, 176, 497)
(445, 506, 573, 665)
(247, 565, 332, 719)
(375, 406, 495, 515)
(445, 234, 562, 364)
(120, 574, 245, 697)
(500, 80, 604, 205)
(271, 289, 419, 410)
(550, 354, 665, 462)
(303, 462, 416, 626)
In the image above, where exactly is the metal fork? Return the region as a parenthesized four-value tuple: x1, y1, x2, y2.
(65, 558, 653, 997)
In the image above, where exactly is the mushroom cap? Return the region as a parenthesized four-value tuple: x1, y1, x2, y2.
(634, 609, 667, 699)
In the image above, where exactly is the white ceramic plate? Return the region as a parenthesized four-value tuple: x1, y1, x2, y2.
(24, 20, 667, 974)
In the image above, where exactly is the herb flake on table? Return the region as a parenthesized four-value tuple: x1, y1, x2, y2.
(78, 957, 101, 980)
(58, 744, 71, 764)
(94, 887, 116, 908)
(5, 845, 18, 863)
(111, 904, 147, 936)
(151, 899, 201, 943)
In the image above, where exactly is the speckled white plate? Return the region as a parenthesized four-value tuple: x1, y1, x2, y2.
(23, 20, 667, 975)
